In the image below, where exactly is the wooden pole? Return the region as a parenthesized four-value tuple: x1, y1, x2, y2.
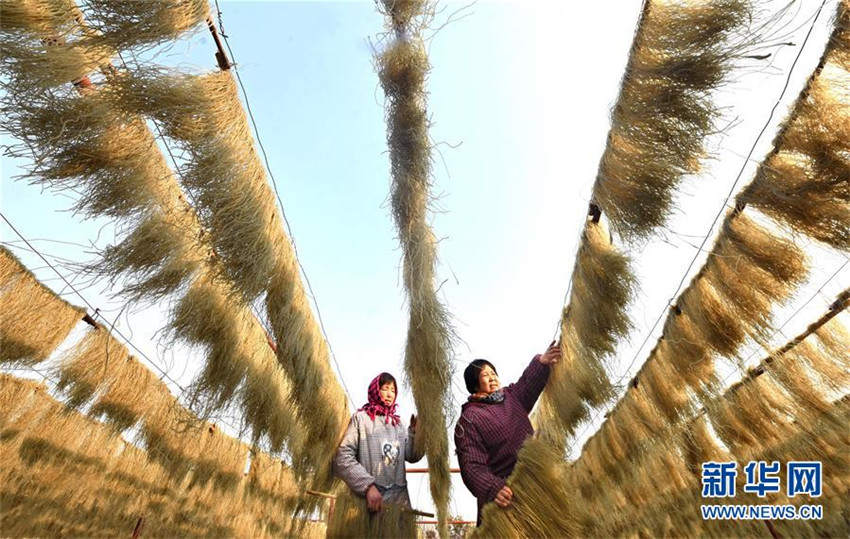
(304, 491, 435, 520)
(206, 18, 232, 70)
(405, 509, 435, 518)
(131, 516, 145, 539)
(82, 312, 100, 329)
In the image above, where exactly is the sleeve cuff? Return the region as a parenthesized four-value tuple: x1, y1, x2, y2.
(357, 480, 376, 497)
(486, 478, 507, 501)
(533, 354, 550, 372)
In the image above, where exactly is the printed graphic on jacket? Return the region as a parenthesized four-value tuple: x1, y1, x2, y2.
(382, 440, 400, 467)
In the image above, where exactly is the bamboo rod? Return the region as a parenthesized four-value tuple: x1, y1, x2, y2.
(406, 509, 435, 518)
(305, 489, 335, 500)
(305, 490, 434, 517)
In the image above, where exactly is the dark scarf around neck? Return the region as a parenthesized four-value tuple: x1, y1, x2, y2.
(468, 389, 505, 404)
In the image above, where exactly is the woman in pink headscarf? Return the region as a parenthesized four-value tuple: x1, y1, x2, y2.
(333, 372, 423, 512)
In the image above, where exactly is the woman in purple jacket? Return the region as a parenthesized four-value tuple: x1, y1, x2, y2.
(454, 341, 561, 525)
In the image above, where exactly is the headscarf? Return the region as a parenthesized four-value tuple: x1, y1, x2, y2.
(358, 373, 401, 426)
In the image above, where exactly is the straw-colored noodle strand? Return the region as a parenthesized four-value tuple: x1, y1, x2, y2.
(376, 3, 455, 535)
(0, 246, 85, 365)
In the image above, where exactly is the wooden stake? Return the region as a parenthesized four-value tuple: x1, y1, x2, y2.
(328, 496, 336, 524)
(82, 312, 100, 329)
(206, 18, 232, 70)
(131, 516, 145, 539)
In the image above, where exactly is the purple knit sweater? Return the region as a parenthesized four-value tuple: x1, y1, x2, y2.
(454, 356, 551, 524)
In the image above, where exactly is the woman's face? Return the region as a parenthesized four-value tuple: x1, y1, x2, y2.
(477, 365, 500, 394)
(379, 382, 396, 406)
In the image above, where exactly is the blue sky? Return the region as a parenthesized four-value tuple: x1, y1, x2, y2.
(2, 0, 848, 523)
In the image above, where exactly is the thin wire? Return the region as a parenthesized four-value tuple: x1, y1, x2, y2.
(0, 216, 254, 438)
(575, 260, 850, 460)
(114, 43, 341, 447)
(584, 304, 850, 470)
(211, 3, 354, 409)
(10, 357, 252, 451)
(1, 212, 187, 393)
(614, 0, 829, 384)
(769, 260, 849, 338)
(551, 0, 650, 341)
(116, 51, 188, 179)
(116, 50, 214, 218)
(571, 409, 605, 454)
(726, 258, 850, 384)
(115, 48, 293, 386)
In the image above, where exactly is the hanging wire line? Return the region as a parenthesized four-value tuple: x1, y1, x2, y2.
(11, 356, 254, 452)
(2, 236, 93, 249)
(572, 260, 850, 460)
(551, 0, 650, 341)
(566, 4, 832, 454)
(1, 211, 186, 393)
(211, 2, 354, 409)
(578, 287, 850, 470)
(614, 0, 829, 385)
(724, 258, 850, 384)
(0, 212, 265, 443)
(115, 50, 214, 217)
(556, 6, 831, 455)
(765, 260, 850, 339)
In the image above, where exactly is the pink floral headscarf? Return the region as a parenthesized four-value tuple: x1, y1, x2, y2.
(358, 373, 400, 426)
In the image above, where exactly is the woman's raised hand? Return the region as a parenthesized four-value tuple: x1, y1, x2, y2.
(538, 340, 561, 365)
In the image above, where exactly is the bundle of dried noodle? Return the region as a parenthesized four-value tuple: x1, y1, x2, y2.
(376, 2, 455, 534)
(594, 0, 754, 240)
(0, 246, 83, 365)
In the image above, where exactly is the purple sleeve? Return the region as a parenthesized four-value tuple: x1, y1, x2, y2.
(510, 355, 551, 413)
(454, 414, 506, 503)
